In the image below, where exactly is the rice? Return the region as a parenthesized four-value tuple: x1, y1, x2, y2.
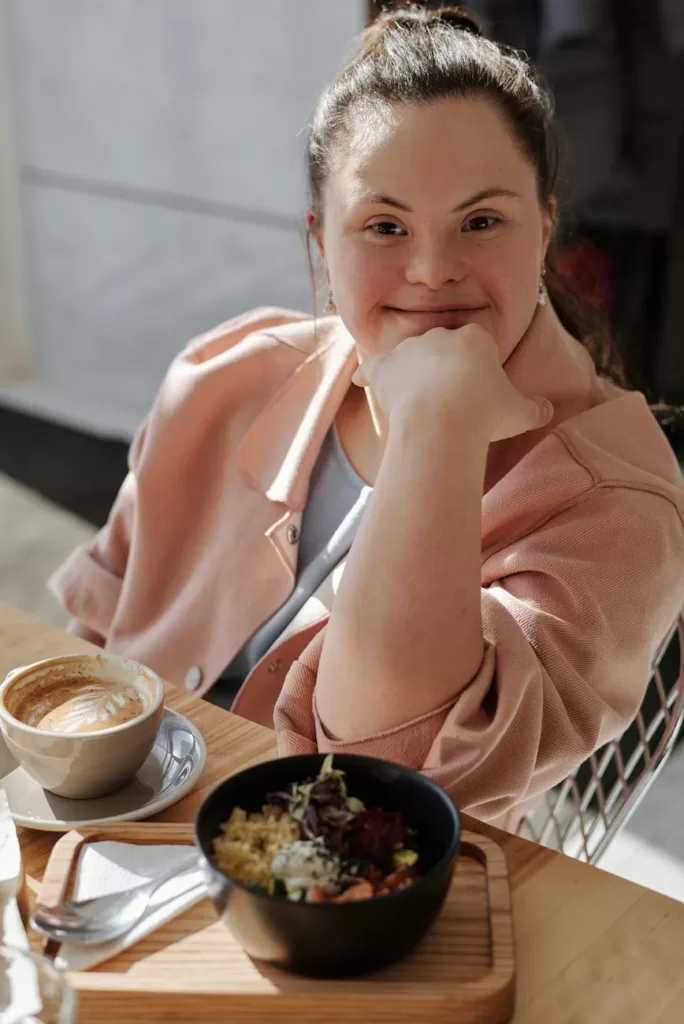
(212, 804, 302, 889)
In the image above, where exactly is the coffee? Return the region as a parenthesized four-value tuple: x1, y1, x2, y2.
(1, 653, 164, 798)
(13, 679, 145, 734)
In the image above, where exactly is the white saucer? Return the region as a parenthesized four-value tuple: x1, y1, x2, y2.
(1, 708, 207, 831)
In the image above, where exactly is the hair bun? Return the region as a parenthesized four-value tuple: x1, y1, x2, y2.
(427, 6, 482, 36)
(378, 5, 483, 38)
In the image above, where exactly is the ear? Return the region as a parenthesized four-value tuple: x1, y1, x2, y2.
(306, 208, 329, 281)
(541, 195, 557, 259)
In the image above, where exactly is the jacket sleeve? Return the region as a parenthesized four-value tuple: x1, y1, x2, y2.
(48, 431, 145, 645)
(274, 485, 684, 823)
(47, 307, 301, 645)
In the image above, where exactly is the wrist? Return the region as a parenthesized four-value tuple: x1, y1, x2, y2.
(385, 405, 490, 489)
(390, 392, 492, 450)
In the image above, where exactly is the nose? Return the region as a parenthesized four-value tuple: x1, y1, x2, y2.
(404, 235, 465, 290)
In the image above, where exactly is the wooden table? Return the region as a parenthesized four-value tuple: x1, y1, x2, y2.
(3, 603, 684, 1023)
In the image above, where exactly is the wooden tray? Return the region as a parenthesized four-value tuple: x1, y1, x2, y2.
(36, 822, 516, 1024)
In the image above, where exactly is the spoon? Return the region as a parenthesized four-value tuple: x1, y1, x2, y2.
(31, 852, 201, 945)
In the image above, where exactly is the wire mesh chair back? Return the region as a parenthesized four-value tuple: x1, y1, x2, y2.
(517, 614, 684, 864)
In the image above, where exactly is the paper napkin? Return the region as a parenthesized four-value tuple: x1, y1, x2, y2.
(54, 841, 206, 971)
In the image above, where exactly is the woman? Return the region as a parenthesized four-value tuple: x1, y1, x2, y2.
(51, 6, 684, 830)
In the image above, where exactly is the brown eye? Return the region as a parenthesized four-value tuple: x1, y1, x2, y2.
(367, 221, 406, 236)
(463, 215, 499, 232)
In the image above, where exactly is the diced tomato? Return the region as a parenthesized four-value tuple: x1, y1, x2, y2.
(332, 880, 375, 903)
(382, 868, 415, 890)
(305, 886, 328, 903)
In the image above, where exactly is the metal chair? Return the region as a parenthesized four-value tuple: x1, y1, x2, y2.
(517, 615, 684, 864)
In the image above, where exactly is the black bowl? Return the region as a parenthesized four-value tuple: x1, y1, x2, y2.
(194, 753, 460, 978)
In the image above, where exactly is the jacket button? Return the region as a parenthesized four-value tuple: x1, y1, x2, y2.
(286, 524, 299, 545)
(185, 666, 203, 691)
(267, 659, 282, 673)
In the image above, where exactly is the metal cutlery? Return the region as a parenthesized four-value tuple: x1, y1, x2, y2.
(31, 852, 201, 945)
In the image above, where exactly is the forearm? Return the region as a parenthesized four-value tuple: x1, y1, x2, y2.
(316, 401, 487, 739)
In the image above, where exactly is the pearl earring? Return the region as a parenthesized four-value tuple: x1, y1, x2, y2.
(324, 288, 337, 315)
(538, 268, 548, 306)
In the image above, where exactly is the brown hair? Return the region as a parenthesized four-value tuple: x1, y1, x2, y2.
(305, 4, 630, 391)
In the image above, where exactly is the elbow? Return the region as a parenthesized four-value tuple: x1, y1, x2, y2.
(68, 619, 106, 647)
(315, 642, 485, 743)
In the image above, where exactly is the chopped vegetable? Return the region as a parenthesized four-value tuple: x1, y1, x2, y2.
(271, 837, 342, 897)
(213, 757, 420, 903)
(393, 848, 419, 869)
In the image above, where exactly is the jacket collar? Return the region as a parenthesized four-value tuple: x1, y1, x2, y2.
(238, 302, 601, 509)
(238, 318, 358, 510)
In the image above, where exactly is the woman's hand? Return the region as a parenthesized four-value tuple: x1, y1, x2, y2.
(353, 324, 553, 442)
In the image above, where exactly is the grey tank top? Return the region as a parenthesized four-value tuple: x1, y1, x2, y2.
(219, 426, 371, 683)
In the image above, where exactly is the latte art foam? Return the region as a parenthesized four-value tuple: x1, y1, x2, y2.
(21, 681, 145, 734)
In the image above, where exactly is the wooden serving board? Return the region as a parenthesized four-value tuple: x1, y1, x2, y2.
(36, 822, 516, 1024)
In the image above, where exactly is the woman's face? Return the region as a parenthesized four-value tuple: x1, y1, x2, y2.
(311, 96, 554, 363)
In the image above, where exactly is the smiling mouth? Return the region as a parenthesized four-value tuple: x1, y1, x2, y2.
(389, 305, 487, 314)
(385, 306, 488, 332)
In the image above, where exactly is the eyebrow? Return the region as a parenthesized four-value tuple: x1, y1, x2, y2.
(359, 187, 522, 212)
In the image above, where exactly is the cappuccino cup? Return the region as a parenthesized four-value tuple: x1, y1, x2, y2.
(0, 653, 164, 799)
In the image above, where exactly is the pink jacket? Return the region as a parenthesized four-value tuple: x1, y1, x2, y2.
(51, 304, 684, 827)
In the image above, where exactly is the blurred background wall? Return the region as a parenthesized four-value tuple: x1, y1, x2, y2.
(0, 0, 366, 439)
